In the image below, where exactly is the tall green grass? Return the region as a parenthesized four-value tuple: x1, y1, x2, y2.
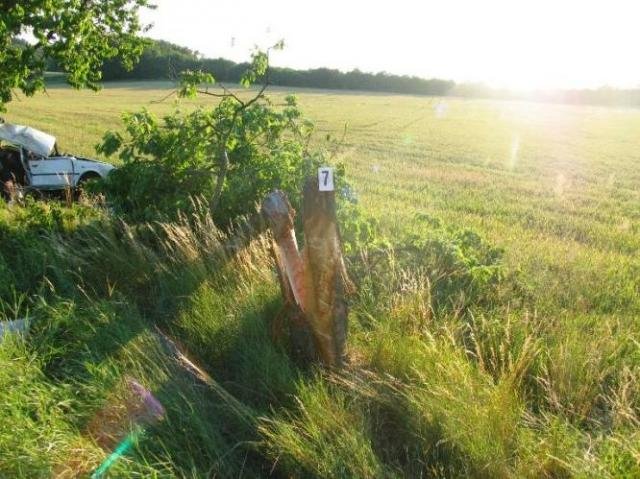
(1, 196, 638, 477)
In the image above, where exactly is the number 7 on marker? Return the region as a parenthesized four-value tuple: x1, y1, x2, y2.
(318, 167, 334, 191)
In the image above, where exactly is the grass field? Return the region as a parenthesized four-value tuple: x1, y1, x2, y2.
(2, 83, 640, 477)
(9, 83, 640, 314)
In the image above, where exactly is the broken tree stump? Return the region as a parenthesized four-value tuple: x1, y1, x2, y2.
(261, 176, 351, 368)
(301, 176, 350, 367)
(261, 190, 316, 363)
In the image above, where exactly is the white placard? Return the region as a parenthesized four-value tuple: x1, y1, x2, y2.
(318, 167, 334, 191)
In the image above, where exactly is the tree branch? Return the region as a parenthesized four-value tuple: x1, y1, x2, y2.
(151, 89, 176, 104)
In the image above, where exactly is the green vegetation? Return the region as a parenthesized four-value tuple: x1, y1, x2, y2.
(1, 84, 640, 477)
(96, 48, 324, 223)
(0, 0, 150, 110)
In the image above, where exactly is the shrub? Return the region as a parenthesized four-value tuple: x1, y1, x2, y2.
(97, 47, 324, 225)
(351, 217, 507, 314)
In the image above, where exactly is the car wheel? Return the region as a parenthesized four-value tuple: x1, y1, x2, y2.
(76, 172, 101, 200)
(24, 187, 44, 201)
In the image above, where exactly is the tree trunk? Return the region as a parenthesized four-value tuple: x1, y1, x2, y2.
(301, 177, 349, 367)
(261, 178, 351, 368)
(210, 149, 229, 213)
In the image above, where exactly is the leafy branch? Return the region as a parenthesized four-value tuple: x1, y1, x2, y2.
(176, 41, 283, 211)
(97, 41, 321, 224)
(0, 0, 153, 111)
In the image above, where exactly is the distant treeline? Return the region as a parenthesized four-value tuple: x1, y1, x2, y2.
(101, 39, 455, 96)
(451, 83, 640, 108)
(53, 38, 640, 108)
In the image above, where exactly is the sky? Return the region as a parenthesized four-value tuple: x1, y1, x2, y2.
(140, 0, 640, 90)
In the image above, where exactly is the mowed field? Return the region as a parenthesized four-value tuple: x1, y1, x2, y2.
(4, 82, 640, 477)
(8, 82, 640, 316)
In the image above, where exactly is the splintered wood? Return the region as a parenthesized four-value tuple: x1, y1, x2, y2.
(261, 177, 351, 368)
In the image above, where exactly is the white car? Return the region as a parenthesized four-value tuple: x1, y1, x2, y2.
(0, 123, 115, 194)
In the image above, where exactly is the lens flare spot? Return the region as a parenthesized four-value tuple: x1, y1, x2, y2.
(434, 101, 448, 118)
(508, 134, 520, 169)
(554, 173, 567, 196)
(619, 217, 631, 232)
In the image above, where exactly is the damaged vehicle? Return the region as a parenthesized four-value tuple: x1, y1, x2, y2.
(0, 122, 115, 199)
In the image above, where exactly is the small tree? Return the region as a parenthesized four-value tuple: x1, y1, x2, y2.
(97, 44, 321, 224)
(0, 0, 152, 111)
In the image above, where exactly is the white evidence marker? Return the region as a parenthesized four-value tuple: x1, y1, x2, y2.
(318, 167, 334, 191)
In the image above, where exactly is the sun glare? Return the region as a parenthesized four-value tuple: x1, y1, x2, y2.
(142, 0, 640, 90)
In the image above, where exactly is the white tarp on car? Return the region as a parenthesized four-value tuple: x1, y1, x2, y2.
(0, 123, 56, 157)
